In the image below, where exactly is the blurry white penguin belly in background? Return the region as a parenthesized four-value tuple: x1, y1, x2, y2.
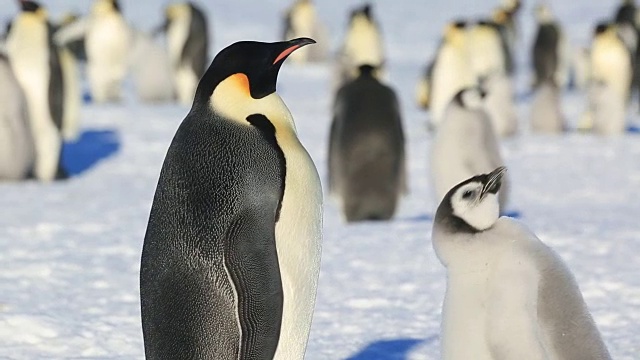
(85, 0, 132, 103)
(334, 4, 384, 88)
(161, 2, 209, 106)
(0, 55, 35, 181)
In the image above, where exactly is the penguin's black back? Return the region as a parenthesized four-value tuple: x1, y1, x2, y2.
(533, 23, 560, 86)
(330, 66, 405, 221)
(46, 22, 64, 132)
(181, 3, 209, 78)
(141, 106, 285, 359)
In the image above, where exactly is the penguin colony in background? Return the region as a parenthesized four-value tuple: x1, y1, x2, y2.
(433, 168, 612, 360)
(140, 38, 322, 359)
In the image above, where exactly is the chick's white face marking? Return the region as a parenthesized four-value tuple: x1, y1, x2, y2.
(451, 182, 500, 231)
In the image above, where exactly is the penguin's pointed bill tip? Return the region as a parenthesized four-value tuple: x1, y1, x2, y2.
(273, 37, 316, 64)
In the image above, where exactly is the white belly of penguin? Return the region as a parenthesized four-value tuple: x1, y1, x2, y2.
(272, 133, 322, 360)
(442, 271, 493, 360)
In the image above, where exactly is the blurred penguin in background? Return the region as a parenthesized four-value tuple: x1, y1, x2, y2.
(54, 13, 87, 62)
(614, 0, 640, 110)
(0, 54, 35, 181)
(468, 21, 506, 81)
(415, 59, 434, 111)
(329, 65, 405, 222)
(431, 87, 509, 212)
(532, 3, 569, 89)
(424, 20, 475, 130)
(130, 30, 174, 103)
(481, 73, 518, 137)
(5, 0, 66, 181)
(282, 0, 329, 64)
(490, 8, 515, 74)
(155, 2, 209, 106)
(85, 0, 132, 103)
(530, 79, 566, 134)
(334, 4, 385, 88)
(582, 22, 632, 134)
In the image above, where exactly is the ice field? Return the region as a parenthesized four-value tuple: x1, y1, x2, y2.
(1, 0, 639, 359)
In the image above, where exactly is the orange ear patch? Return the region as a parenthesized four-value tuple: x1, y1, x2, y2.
(273, 45, 301, 64)
(228, 73, 251, 96)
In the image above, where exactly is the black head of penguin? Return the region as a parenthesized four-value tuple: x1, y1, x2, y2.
(594, 22, 610, 35)
(112, 0, 121, 13)
(19, 0, 41, 12)
(194, 37, 316, 105)
(350, 3, 373, 21)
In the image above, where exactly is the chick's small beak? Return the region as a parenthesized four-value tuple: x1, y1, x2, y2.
(482, 166, 507, 196)
(273, 37, 316, 64)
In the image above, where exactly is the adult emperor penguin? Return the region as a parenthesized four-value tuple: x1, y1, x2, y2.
(432, 167, 612, 360)
(328, 64, 405, 222)
(5, 0, 66, 181)
(155, 2, 209, 106)
(85, 0, 131, 103)
(140, 38, 322, 359)
(334, 4, 385, 88)
(427, 20, 476, 130)
(0, 54, 35, 180)
(532, 4, 563, 88)
(530, 79, 566, 134)
(282, 0, 329, 64)
(430, 87, 509, 211)
(583, 22, 633, 133)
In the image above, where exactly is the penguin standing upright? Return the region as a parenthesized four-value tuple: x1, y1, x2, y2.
(328, 64, 405, 222)
(58, 43, 81, 141)
(140, 38, 322, 360)
(84, 0, 131, 103)
(432, 168, 612, 360)
(425, 21, 476, 130)
(430, 87, 508, 211)
(531, 3, 569, 89)
(0, 54, 35, 180)
(5, 1, 65, 181)
(583, 22, 632, 133)
(155, 2, 209, 106)
(282, 0, 329, 64)
(334, 4, 384, 88)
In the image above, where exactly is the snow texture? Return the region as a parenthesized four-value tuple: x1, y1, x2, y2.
(1, 0, 639, 359)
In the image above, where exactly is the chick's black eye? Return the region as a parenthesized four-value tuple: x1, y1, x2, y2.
(462, 190, 474, 199)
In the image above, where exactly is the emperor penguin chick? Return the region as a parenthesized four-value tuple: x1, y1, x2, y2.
(430, 88, 509, 211)
(155, 2, 209, 106)
(432, 167, 612, 360)
(481, 72, 518, 137)
(282, 0, 329, 63)
(427, 20, 476, 130)
(5, 0, 66, 181)
(530, 79, 566, 134)
(334, 4, 385, 87)
(328, 64, 406, 222)
(140, 38, 322, 360)
(85, 0, 132, 103)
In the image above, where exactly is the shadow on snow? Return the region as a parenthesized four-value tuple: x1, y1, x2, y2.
(62, 129, 120, 176)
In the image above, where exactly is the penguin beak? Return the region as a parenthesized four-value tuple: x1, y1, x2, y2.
(482, 166, 507, 197)
(273, 37, 316, 65)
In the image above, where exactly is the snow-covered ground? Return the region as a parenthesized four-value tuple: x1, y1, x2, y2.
(1, 0, 640, 359)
